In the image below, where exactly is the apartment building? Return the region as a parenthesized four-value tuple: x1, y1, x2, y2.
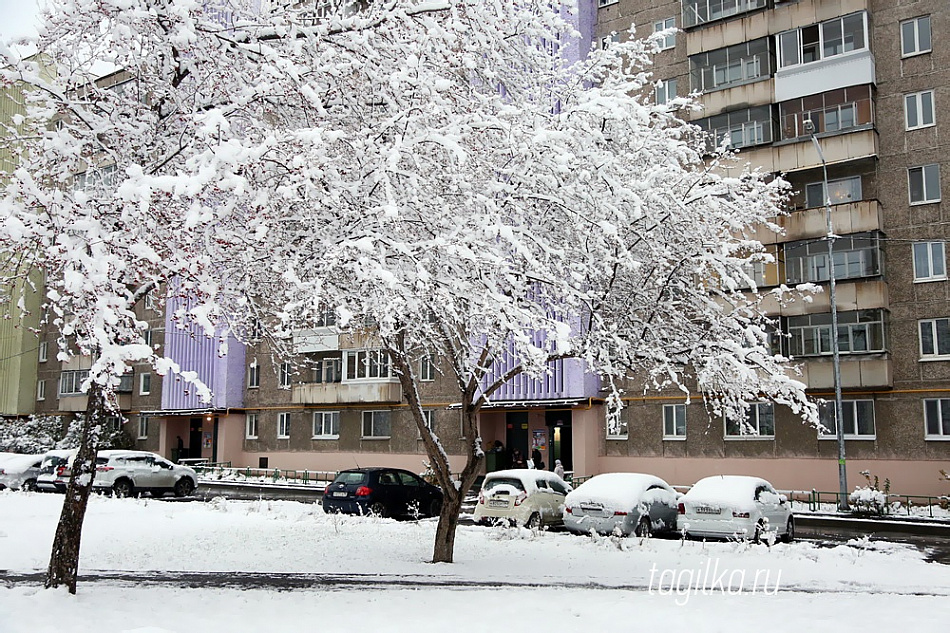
(595, 0, 950, 495)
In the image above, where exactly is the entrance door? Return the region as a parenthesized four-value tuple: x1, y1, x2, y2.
(505, 412, 529, 467)
(188, 418, 203, 460)
(545, 412, 573, 472)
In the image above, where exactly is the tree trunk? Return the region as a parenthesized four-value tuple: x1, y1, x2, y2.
(45, 381, 103, 594)
(431, 408, 483, 564)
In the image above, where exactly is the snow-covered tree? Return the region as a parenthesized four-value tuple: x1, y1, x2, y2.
(0, 415, 63, 453)
(0, 0, 815, 582)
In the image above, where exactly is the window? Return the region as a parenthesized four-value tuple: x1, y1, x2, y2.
(144, 291, 156, 311)
(312, 358, 342, 383)
(420, 355, 435, 382)
(784, 232, 881, 284)
(36, 380, 46, 401)
(139, 372, 151, 395)
(38, 341, 48, 362)
(143, 329, 154, 349)
(778, 12, 867, 69)
(924, 399, 950, 439)
(689, 38, 770, 93)
(248, 360, 260, 388)
(655, 79, 677, 105)
(245, 413, 259, 439)
(908, 164, 941, 204)
(345, 350, 392, 381)
(362, 410, 391, 438)
(59, 370, 90, 395)
(818, 400, 875, 438)
(914, 242, 946, 282)
(607, 415, 628, 439)
(279, 362, 292, 388)
(278, 412, 291, 438)
(663, 404, 686, 439)
(725, 402, 774, 438)
(597, 0, 618, 7)
(137, 416, 148, 440)
(788, 309, 885, 357)
(682, 0, 767, 28)
(920, 318, 950, 359)
(905, 91, 935, 130)
(805, 175, 862, 209)
(654, 17, 675, 50)
(696, 106, 773, 151)
(901, 16, 932, 57)
(116, 374, 134, 393)
(312, 411, 340, 438)
(104, 416, 122, 434)
(780, 85, 872, 140)
(599, 33, 619, 50)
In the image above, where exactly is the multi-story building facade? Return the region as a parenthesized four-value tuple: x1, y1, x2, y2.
(595, 0, 950, 495)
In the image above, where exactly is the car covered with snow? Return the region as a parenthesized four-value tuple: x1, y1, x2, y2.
(473, 469, 572, 528)
(93, 450, 198, 498)
(676, 475, 793, 543)
(563, 472, 678, 536)
(35, 449, 78, 493)
(0, 453, 43, 491)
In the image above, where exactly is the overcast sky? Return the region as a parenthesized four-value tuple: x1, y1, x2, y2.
(0, 0, 40, 43)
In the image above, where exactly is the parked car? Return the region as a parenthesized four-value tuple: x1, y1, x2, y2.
(92, 450, 198, 497)
(0, 454, 43, 491)
(677, 475, 794, 543)
(473, 469, 572, 528)
(35, 449, 78, 493)
(563, 473, 679, 537)
(321, 467, 443, 519)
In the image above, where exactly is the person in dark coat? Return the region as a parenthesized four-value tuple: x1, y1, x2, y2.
(531, 448, 544, 470)
(511, 449, 527, 469)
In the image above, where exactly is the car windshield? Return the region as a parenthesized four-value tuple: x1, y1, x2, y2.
(333, 472, 367, 485)
(483, 477, 525, 493)
(39, 455, 68, 474)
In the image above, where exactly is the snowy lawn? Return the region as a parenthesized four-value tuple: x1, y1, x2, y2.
(1, 491, 949, 632)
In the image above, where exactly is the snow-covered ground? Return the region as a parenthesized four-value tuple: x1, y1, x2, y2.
(1, 491, 949, 633)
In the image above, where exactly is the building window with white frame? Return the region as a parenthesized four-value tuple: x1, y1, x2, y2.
(139, 372, 151, 395)
(60, 369, 90, 396)
(312, 411, 340, 439)
(654, 17, 675, 50)
(419, 355, 435, 382)
(905, 91, 935, 130)
(805, 175, 862, 209)
(908, 164, 941, 204)
(655, 79, 677, 106)
(245, 413, 259, 439)
(777, 12, 868, 69)
(36, 380, 46, 401)
(597, 0, 618, 8)
(312, 357, 342, 383)
(788, 309, 885, 357)
(345, 349, 392, 381)
(607, 413, 628, 440)
(277, 412, 291, 439)
(137, 416, 148, 440)
(279, 362, 292, 388)
(920, 318, 950, 359)
(38, 341, 48, 363)
(599, 33, 619, 50)
(913, 242, 946, 282)
(901, 15, 932, 57)
(663, 404, 686, 439)
(818, 400, 875, 439)
(725, 402, 774, 438)
(924, 399, 950, 439)
(362, 410, 391, 438)
(682, 0, 766, 29)
(248, 360, 260, 388)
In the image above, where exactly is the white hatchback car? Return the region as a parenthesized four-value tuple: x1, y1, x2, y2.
(35, 449, 78, 493)
(677, 475, 793, 543)
(0, 454, 43, 491)
(93, 450, 198, 498)
(472, 469, 572, 528)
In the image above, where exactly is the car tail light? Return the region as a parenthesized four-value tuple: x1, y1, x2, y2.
(564, 506, 572, 514)
(478, 493, 485, 505)
(513, 492, 527, 506)
(0, 468, 5, 476)
(732, 511, 750, 518)
(56, 466, 67, 477)
(355, 486, 372, 497)
(677, 503, 685, 515)
(96, 466, 114, 472)
(613, 511, 628, 516)
(324, 485, 331, 495)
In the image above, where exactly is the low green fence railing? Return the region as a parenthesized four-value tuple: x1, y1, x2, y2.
(806, 489, 950, 518)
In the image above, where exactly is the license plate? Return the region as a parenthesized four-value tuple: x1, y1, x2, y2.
(696, 505, 721, 514)
(488, 499, 509, 508)
(332, 491, 348, 498)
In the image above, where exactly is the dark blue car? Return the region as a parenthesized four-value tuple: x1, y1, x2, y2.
(322, 467, 443, 519)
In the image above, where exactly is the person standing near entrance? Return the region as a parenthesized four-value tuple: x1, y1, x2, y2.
(177, 435, 185, 460)
(554, 459, 565, 479)
(531, 448, 544, 471)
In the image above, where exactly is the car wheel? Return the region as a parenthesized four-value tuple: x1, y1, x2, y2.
(369, 502, 388, 518)
(427, 498, 442, 518)
(524, 512, 541, 529)
(113, 479, 134, 498)
(782, 516, 795, 543)
(635, 516, 652, 538)
(752, 520, 766, 544)
(22, 479, 37, 492)
(174, 478, 195, 498)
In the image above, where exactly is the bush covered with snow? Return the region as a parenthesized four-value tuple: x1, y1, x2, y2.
(0, 415, 64, 453)
(849, 471, 891, 516)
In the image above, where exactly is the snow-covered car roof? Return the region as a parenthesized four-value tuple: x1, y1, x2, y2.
(40, 449, 77, 462)
(482, 469, 571, 493)
(681, 475, 774, 508)
(565, 473, 672, 509)
(0, 454, 43, 471)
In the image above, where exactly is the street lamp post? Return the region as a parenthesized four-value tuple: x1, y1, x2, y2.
(804, 119, 849, 511)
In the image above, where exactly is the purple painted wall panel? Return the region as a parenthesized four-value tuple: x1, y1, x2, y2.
(561, 0, 596, 66)
(161, 296, 245, 411)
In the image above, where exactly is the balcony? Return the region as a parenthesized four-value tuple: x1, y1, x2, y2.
(293, 328, 340, 353)
(720, 127, 878, 177)
(750, 200, 883, 245)
(292, 380, 402, 405)
(794, 357, 892, 390)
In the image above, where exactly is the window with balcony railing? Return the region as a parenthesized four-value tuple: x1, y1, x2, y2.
(689, 38, 771, 93)
(59, 370, 90, 395)
(777, 12, 868, 69)
(696, 106, 773, 151)
(682, 0, 767, 29)
(787, 309, 885, 357)
(780, 85, 872, 140)
(804, 175, 862, 209)
(784, 232, 881, 285)
(311, 357, 342, 383)
(344, 349, 393, 381)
